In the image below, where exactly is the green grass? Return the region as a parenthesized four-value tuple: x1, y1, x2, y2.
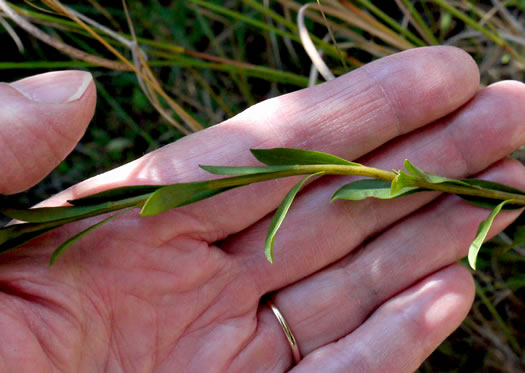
(0, 1, 524, 371)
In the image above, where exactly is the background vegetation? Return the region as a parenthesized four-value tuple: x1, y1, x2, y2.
(0, 1, 524, 371)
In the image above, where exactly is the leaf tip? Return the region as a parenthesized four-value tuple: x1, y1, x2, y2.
(49, 245, 64, 266)
(49, 255, 58, 267)
(265, 248, 274, 264)
(139, 204, 153, 217)
(249, 148, 265, 163)
(199, 165, 214, 174)
(139, 193, 160, 217)
(467, 250, 477, 270)
(264, 236, 274, 263)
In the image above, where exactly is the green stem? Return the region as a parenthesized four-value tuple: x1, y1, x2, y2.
(201, 164, 525, 204)
(3, 162, 525, 253)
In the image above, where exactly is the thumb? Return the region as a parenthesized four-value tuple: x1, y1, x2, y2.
(1, 70, 96, 195)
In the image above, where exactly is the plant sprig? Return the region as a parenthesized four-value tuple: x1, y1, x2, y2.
(1, 148, 524, 267)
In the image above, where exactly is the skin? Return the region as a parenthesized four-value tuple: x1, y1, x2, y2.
(0, 46, 525, 373)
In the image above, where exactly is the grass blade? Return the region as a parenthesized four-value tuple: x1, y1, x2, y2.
(251, 148, 360, 166)
(265, 172, 323, 263)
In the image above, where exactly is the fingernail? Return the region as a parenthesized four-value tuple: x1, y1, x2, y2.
(10, 70, 93, 104)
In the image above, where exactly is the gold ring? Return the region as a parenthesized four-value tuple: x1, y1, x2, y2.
(267, 298, 301, 364)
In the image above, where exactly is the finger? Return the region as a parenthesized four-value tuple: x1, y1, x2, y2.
(291, 264, 475, 373)
(42, 47, 478, 241)
(263, 158, 525, 357)
(227, 80, 525, 291)
(0, 71, 95, 194)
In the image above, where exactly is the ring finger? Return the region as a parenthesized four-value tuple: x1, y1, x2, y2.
(292, 264, 475, 373)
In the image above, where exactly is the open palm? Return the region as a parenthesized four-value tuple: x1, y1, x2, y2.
(1, 47, 525, 373)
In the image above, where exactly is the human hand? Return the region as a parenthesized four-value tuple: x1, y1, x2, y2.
(1, 46, 525, 373)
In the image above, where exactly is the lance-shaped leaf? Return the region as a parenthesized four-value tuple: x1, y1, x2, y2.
(1, 205, 101, 223)
(404, 159, 471, 187)
(251, 148, 361, 166)
(457, 179, 525, 210)
(200, 165, 297, 175)
(468, 199, 513, 270)
(140, 181, 234, 216)
(68, 185, 162, 206)
(0, 217, 77, 253)
(0, 224, 62, 253)
(49, 209, 131, 265)
(331, 179, 426, 202)
(1, 196, 142, 223)
(265, 172, 323, 263)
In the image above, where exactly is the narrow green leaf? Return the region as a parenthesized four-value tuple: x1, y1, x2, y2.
(265, 172, 323, 263)
(404, 159, 471, 186)
(68, 185, 162, 206)
(1, 203, 110, 223)
(458, 196, 524, 210)
(468, 200, 513, 270)
(0, 224, 64, 253)
(140, 181, 233, 217)
(460, 179, 525, 194)
(199, 165, 297, 175)
(457, 179, 525, 210)
(49, 209, 131, 265)
(251, 148, 361, 167)
(0, 212, 89, 253)
(1, 196, 142, 223)
(0, 199, 143, 253)
(331, 179, 426, 202)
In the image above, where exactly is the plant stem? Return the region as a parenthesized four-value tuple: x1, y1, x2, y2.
(205, 164, 525, 205)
